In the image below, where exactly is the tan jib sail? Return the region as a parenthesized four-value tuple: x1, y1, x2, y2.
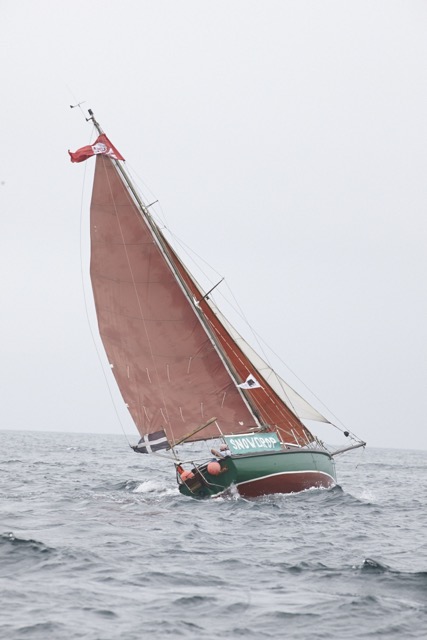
(89, 154, 314, 447)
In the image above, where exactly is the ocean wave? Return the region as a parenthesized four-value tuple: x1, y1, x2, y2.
(360, 557, 427, 582)
(0, 532, 57, 577)
(361, 557, 389, 572)
(0, 531, 54, 553)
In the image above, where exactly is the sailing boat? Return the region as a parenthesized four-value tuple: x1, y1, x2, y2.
(70, 110, 366, 499)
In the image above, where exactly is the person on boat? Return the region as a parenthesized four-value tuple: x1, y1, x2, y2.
(210, 443, 231, 459)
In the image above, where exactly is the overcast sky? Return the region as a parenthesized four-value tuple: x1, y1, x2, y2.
(1, 1, 426, 450)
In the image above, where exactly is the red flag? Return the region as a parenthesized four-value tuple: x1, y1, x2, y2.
(68, 134, 124, 163)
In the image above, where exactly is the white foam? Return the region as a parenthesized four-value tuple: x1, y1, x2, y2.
(133, 480, 176, 497)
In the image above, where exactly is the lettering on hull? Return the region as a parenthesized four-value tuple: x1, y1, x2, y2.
(225, 432, 281, 454)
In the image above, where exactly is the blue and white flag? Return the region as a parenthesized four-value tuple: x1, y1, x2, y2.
(132, 429, 169, 454)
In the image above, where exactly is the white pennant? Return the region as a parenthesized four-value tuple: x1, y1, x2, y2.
(238, 374, 262, 390)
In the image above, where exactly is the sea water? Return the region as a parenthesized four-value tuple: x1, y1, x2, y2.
(1, 430, 426, 639)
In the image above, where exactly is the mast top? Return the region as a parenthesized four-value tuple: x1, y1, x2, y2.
(86, 109, 104, 135)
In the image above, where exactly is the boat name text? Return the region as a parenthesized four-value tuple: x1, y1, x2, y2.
(228, 436, 278, 451)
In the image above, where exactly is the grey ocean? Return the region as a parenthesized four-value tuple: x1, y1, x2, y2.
(1, 430, 426, 639)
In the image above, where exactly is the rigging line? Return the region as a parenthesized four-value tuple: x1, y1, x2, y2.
(204, 317, 308, 438)
(66, 86, 87, 122)
(253, 331, 351, 432)
(212, 280, 352, 434)
(78, 153, 132, 446)
(218, 283, 298, 416)
(220, 279, 290, 383)
(101, 156, 176, 443)
(207, 292, 301, 419)
(119, 190, 226, 288)
(164, 230, 225, 285)
(126, 161, 170, 203)
(124, 163, 170, 226)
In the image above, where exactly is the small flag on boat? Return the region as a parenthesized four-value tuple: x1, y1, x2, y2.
(132, 429, 169, 454)
(68, 134, 124, 163)
(238, 374, 262, 390)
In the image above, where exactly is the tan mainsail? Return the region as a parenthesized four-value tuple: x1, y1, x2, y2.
(90, 155, 256, 444)
(89, 154, 314, 446)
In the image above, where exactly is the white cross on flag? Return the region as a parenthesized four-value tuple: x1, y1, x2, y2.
(132, 429, 169, 454)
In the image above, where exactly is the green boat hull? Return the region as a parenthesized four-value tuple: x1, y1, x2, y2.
(178, 449, 336, 499)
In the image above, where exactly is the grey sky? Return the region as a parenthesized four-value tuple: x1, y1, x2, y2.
(1, 1, 426, 450)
